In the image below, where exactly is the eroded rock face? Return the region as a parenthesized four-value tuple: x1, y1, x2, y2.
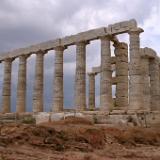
(0, 119, 160, 160)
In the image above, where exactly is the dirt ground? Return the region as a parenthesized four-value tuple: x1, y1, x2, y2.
(0, 117, 160, 160)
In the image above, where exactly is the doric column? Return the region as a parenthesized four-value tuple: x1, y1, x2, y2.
(75, 41, 88, 111)
(33, 51, 45, 112)
(1, 58, 13, 113)
(141, 55, 150, 111)
(52, 46, 65, 112)
(128, 28, 144, 110)
(88, 72, 97, 110)
(16, 55, 27, 113)
(149, 57, 160, 111)
(100, 36, 113, 111)
(114, 42, 128, 110)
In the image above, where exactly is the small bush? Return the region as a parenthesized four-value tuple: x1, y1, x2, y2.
(22, 116, 36, 124)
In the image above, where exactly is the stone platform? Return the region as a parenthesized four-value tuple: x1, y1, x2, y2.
(0, 110, 159, 128)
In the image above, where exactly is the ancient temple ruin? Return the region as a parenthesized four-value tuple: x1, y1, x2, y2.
(0, 19, 159, 123)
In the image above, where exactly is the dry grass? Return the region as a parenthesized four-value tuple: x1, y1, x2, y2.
(105, 127, 160, 146)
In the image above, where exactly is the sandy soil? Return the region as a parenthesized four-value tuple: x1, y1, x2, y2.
(0, 117, 160, 160)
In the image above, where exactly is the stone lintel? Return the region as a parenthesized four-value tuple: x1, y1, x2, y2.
(108, 19, 137, 35)
(0, 19, 138, 61)
(140, 47, 157, 59)
(128, 27, 144, 35)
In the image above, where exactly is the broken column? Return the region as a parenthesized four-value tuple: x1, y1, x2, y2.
(53, 46, 65, 112)
(33, 51, 45, 112)
(88, 72, 97, 110)
(75, 41, 88, 111)
(128, 28, 144, 110)
(1, 58, 13, 113)
(114, 42, 128, 110)
(149, 56, 160, 111)
(16, 55, 28, 113)
(100, 36, 113, 111)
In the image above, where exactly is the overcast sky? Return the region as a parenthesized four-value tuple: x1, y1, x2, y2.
(0, 0, 160, 112)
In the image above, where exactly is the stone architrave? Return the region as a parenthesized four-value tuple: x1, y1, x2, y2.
(128, 28, 144, 110)
(1, 58, 13, 113)
(75, 41, 88, 111)
(100, 36, 113, 111)
(114, 42, 128, 110)
(53, 46, 65, 112)
(88, 72, 97, 110)
(16, 55, 28, 113)
(33, 51, 45, 112)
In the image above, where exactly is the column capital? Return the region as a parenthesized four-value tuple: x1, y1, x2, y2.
(99, 35, 111, 41)
(75, 40, 89, 46)
(36, 50, 47, 55)
(18, 54, 29, 60)
(128, 27, 144, 35)
(54, 46, 67, 51)
(4, 57, 14, 63)
(88, 72, 97, 76)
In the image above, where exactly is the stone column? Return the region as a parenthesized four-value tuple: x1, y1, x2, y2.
(53, 46, 65, 112)
(100, 36, 113, 111)
(1, 58, 13, 113)
(114, 42, 128, 110)
(33, 51, 45, 112)
(141, 55, 150, 111)
(88, 72, 97, 110)
(75, 41, 88, 111)
(128, 28, 144, 110)
(16, 55, 27, 113)
(149, 57, 160, 111)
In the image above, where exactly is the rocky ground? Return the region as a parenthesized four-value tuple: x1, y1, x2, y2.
(0, 117, 160, 160)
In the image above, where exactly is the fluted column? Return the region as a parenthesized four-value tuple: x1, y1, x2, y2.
(114, 42, 128, 110)
(141, 56, 150, 111)
(100, 36, 113, 111)
(75, 41, 88, 111)
(53, 46, 65, 112)
(33, 51, 45, 112)
(128, 28, 144, 110)
(16, 55, 27, 113)
(150, 57, 160, 111)
(88, 72, 97, 110)
(1, 58, 13, 113)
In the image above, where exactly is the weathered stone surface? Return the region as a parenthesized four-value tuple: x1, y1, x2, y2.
(149, 57, 160, 111)
(16, 55, 27, 113)
(107, 19, 137, 35)
(88, 72, 97, 110)
(34, 112, 50, 124)
(128, 28, 144, 110)
(141, 47, 157, 58)
(114, 42, 128, 110)
(33, 51, 45, 112)
(1, 59, 13, 113)
(53, 47, 65, 112)
(75, 42, 87, 111)
(100, 36, 113, 111)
